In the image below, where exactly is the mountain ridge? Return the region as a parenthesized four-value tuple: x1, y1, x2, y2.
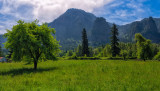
(0, 8, 160, 50)
(48, 8, 160, 44)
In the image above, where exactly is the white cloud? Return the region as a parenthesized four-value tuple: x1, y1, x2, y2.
(0, 0, 114, 34)
(0, 0, 153, 33)
(0, 0, 113, 23)
(93, 0, 151, 25)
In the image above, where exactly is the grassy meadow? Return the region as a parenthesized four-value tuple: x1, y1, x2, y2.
(0, 59, 160, 91)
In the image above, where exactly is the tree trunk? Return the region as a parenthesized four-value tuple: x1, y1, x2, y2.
(34, 60, 37, 70)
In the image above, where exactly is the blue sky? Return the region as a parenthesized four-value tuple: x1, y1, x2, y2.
(94, 0, 160, 24)
(0, 0, 159, 34)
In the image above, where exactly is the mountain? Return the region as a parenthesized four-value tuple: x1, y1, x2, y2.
(48, 8, 96, 41)
(154, 18, 160, 33)
(91, 17, 111, 46)
(0, 8, 160, 50)
(48, 8, 160, 45)
(119, 17, 160, 43)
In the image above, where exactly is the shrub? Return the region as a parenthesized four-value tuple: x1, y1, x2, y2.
(154, 52, 160, 61)
(120, 50, 128, 60)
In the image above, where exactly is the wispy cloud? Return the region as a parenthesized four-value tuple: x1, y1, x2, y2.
(0, 0, 113, 34)
(0, 0, 113, 23)
(0, 0, 159, 34)
(93, 0, 152, 25)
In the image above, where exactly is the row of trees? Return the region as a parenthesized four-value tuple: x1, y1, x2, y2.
(61, 24, 160, 61)
(60, 24, 121, 58)
(3, 20, 160, 70)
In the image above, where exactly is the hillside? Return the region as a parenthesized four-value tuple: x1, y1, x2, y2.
(154, 18, 160, 33)
(48, 8, 96, 41)
(91, 17, 111, 46)
(119, 17, 160, 42)
(48, 8, 160, 45)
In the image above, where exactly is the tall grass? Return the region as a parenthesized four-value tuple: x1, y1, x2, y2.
(0, 60, 160, 91)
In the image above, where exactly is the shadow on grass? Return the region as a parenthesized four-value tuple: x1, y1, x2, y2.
(0, 67, 58, 76)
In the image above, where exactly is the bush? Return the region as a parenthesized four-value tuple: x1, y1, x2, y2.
(120, 50, 128, 60)
(71, 53, 78, 59)
(154, 52, 160, 61)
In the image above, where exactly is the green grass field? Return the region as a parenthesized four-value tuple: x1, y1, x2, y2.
(0, 60, 160, 91)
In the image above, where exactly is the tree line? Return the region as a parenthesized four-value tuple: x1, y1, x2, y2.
(1, 20, 160, 70)
(60, 24, 160, 61)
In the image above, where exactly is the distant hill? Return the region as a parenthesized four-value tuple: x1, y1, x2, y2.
(119, 17, 160, 42)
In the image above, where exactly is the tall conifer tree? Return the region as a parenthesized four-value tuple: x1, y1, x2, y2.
(110, 24, 120, 57)
(82, 28, 89, 56)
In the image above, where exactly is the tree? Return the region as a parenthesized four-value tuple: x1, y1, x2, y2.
(102, 44, 112, 57)
(4, 20, 60, 70)
(66, 50, 73, 57)
(120, 50, 128, 60)
(5, 50, 13, 62)
(82, 28, 89, 56)
(154, 51, 160, 61)
(135, 33, 152, 61)
(76, 45, 82, 57)
(110, 24, 120, 57)
(89, 47, 94, 57)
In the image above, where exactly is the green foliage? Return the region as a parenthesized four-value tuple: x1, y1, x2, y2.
(93, 47, 103, 57)
(110, 24, 120, 57)
(5, 50, 12, 62)
(135, 33, 153, 61)
(75, 45, 82, 57)
(119, 43, 137, 58)
(59, 39, 81, 51)
(58, 50, 67, 57)
(88, 47, 94, 57)
(71, 53, 78, 59)
(152, 43, 160, 56)
(82, 28, 89, 56)
(66, 50, 73, 57)
(4, 20, 60, 69)
(154, 52, 160, 61)
(102, 44, 112, 57)
(0, 60, 160, 90)
(120, 50, 128, 60)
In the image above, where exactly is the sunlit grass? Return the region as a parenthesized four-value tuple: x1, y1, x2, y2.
(0, 60, 160, 91)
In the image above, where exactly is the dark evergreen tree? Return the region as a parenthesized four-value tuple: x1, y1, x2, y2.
(110, 24, 120, 57)
(82, 28, 89, 56)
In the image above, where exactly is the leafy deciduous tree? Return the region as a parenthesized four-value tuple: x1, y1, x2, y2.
(135, 33, 152, 61)
(120, 50, 128, 60)
(4, 20, 60, 70)
(66, 50, 73, 57)
(76, 45, 82, 57)
(154, 52, 160, 61)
